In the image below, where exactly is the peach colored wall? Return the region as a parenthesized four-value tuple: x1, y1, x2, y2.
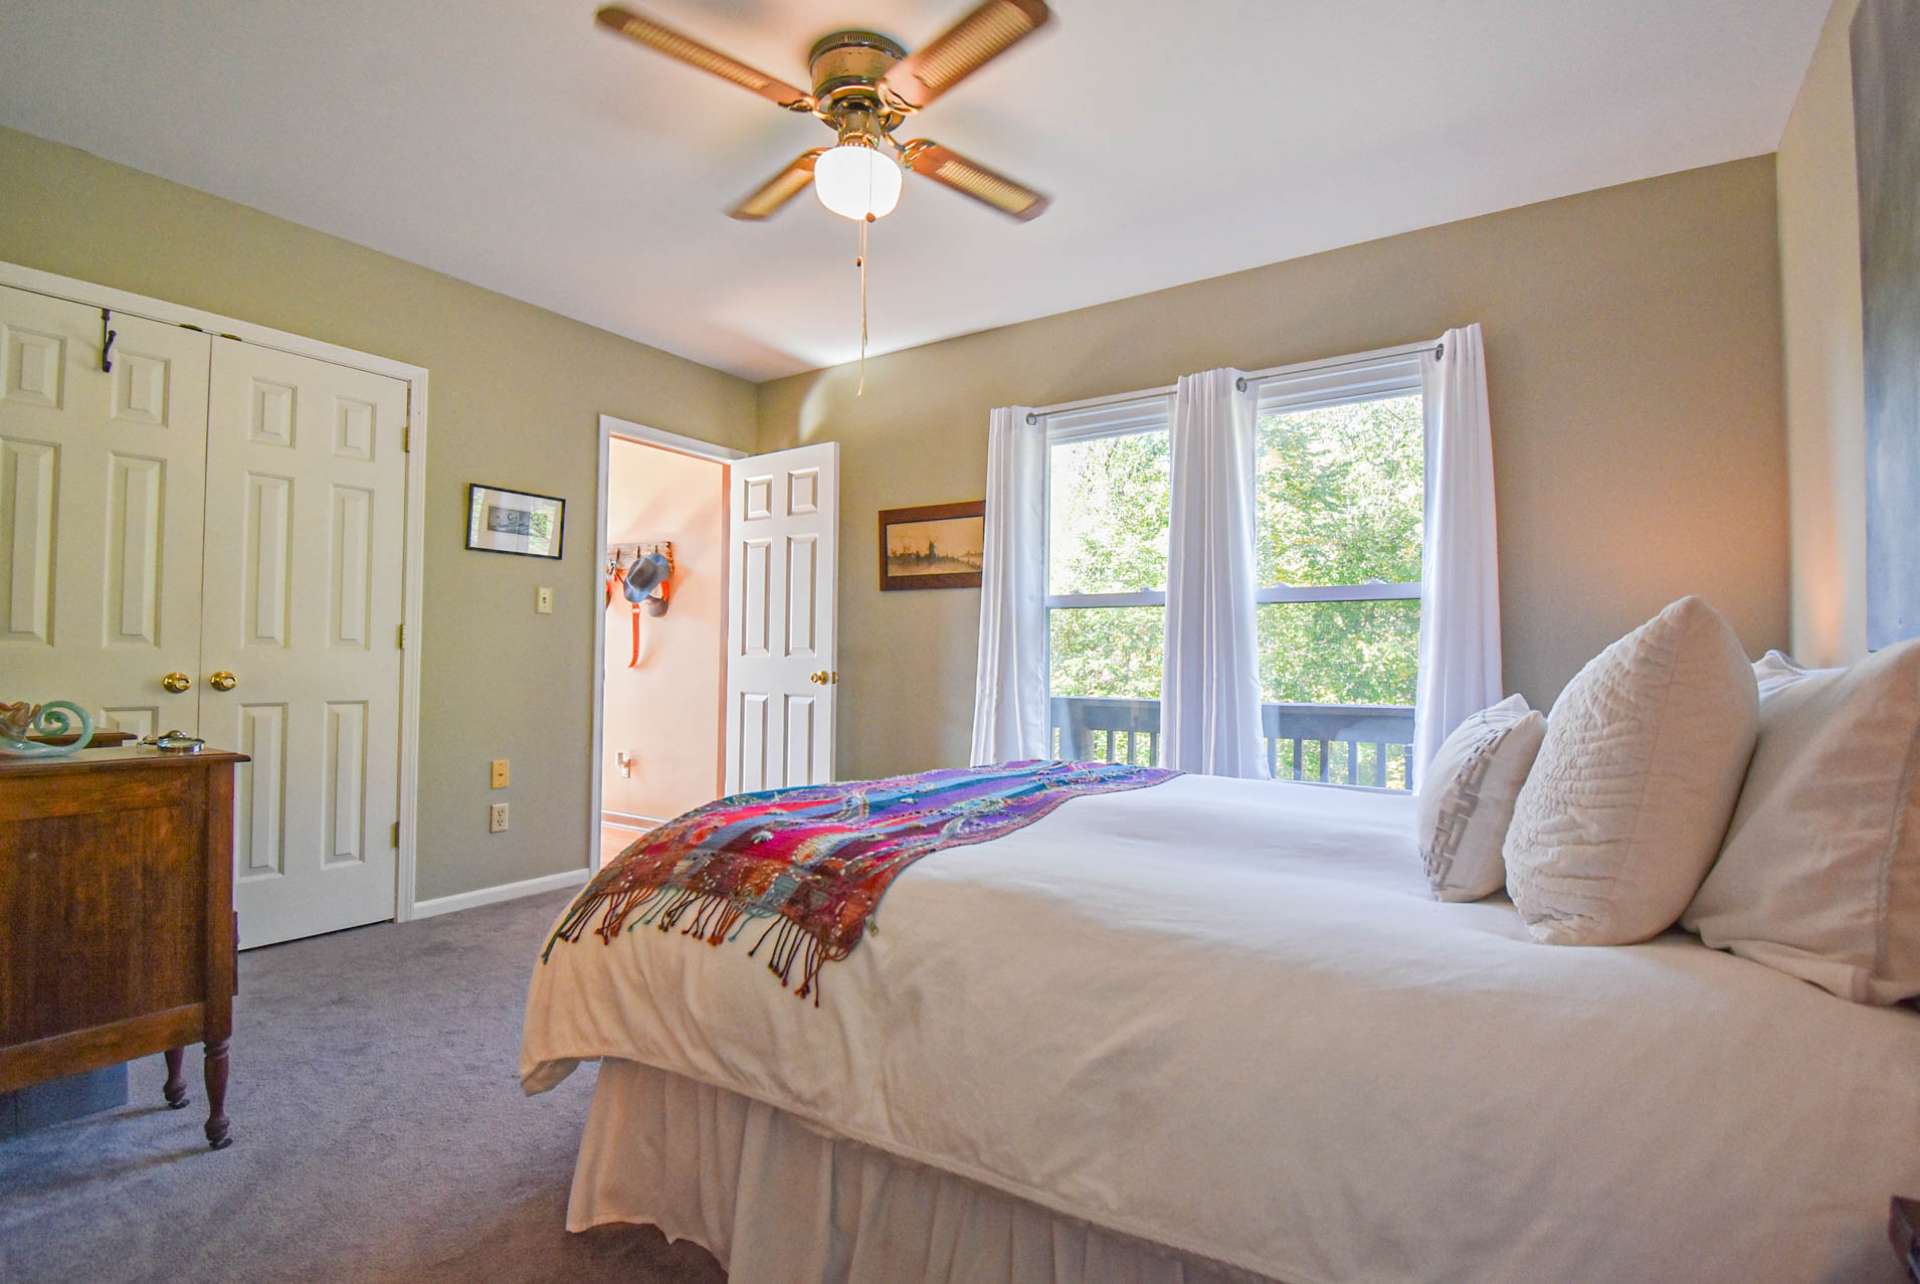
(603, 439, 726, 820)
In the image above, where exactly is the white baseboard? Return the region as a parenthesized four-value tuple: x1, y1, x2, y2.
(410, 866, 591, 920)
(601, 810, 664, 829)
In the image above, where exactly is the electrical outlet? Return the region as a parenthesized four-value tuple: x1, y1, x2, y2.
(490, 758, 510, 789)
(488, 802, 510, 833)
(535, 586, 553, 614)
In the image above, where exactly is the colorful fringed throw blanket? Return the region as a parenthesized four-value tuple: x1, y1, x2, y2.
(545, 759, 1178, 1002)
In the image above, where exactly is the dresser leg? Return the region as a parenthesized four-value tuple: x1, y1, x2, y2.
(203, 1038, 231, 1150)
(162, 1048, 189, 1109)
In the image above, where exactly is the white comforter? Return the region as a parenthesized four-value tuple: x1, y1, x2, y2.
(522, 774, 1920, 1283)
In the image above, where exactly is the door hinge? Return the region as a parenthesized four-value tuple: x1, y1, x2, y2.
(402, 422, 411, 453)
(397, 623, 405, 649)
(391, 821, 400, 848)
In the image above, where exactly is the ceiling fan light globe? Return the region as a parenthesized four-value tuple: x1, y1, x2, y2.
(814, 144, 902, 221)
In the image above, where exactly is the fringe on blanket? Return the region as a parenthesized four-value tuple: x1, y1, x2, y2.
(544, 882, 844, 1004)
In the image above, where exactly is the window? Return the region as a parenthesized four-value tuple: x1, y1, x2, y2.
(1044, 397, 1172, 765)
(1037, 348, 1426, 788)
(1252, 353, 1424, 788)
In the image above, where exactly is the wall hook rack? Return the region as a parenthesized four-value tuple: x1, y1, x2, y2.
(608, 540, 674, 582)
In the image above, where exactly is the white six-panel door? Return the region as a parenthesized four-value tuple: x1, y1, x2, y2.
(1, 284, 210, 739)
(201, 338, 408, 948)
(725, 442, 839, 793)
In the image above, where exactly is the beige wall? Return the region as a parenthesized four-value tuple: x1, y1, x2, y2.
(759, 158, 1791, 780)
(1778, 0, 1868, 666)
(0, 123, 1799, 895)
(602, 440, 725, 821)
(0, 126, 757, 902)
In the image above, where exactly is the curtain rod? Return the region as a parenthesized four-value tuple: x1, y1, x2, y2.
(1025, 337, 1444, 425)
(1025, 384, 1174, 426)
(1235, 339, 1444, 393)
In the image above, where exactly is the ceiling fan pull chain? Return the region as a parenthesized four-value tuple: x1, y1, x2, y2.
(857, 214, 870, 397)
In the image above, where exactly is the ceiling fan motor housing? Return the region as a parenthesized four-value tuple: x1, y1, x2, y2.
(809, 30, 909, 134)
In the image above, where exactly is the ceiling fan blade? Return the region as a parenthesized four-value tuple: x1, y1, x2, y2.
(595, 6, 815, 112)
(881, 0, 1051, 110)
(728, 149, 826, 221)
(900, 141, 1049, 221)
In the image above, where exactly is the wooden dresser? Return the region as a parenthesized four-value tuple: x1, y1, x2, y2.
(0, 746, 246, 1149)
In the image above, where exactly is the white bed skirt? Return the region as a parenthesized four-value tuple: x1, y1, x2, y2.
(571, 1058, 1269, 1284)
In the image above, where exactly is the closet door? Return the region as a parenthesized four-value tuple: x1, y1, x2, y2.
(201, 337, 408, 948)
(0, 285, 210, 738)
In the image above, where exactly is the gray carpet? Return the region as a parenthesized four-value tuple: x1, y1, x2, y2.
(0, 890, 727, 1284)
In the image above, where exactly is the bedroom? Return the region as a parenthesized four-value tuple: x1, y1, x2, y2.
(0, 0, 1913, 1281)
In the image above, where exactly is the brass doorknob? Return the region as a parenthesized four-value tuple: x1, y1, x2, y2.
(209, 671, 238, 692)
(809, 670, 827, 685)
(161, 671, 192, 693)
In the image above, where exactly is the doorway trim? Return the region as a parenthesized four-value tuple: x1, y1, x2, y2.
(0, 259, 432, 923)
(592, 415, 745, 867)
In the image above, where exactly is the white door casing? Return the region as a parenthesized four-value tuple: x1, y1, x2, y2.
(201, 337, 408, 948)
(0, 284, 210, 739)
(725, 442, 838, 792)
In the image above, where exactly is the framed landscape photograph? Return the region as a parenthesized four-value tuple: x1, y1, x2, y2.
(878, 500, 986, 591)
(466, 483, 565, 559)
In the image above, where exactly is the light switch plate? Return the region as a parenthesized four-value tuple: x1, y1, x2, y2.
(489, 802, 510, 833)
(535, 586, 553, 614)
(490, 758, 510, 789)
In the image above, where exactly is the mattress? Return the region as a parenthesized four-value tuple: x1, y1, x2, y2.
(523, 774, 1920, 1282)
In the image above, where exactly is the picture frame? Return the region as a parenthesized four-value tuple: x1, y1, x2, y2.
(466, 483, 566, 560)
(877, 500, 986, 591)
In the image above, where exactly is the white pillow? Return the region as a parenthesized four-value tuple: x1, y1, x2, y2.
(1683, 639, 1920, 1004)
(1504, 597, 1758, 945)
(1751, 649, 1841, 700)
(1417, 695, 1546, 902)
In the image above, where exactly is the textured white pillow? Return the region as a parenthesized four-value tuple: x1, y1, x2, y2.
(1417, 695, 1547, 902)
(1504, 597, 1758, 945)
(1683, 639, 1920, 1004)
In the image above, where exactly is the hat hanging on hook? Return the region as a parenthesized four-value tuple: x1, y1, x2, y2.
(622, 551, 671, 617)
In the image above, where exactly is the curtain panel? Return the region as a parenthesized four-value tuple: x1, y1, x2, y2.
(1161, 369, 1269, 778)
(970, 406, 1049, 765)
(1414, 324, 1503, 780)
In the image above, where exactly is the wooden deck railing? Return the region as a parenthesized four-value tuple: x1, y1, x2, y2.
(1048, 696, 1415, 791)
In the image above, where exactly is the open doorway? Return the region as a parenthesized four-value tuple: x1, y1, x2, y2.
(592, 417, 743, 868)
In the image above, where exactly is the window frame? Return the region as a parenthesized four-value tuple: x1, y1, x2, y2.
(1246, 351, 1425, 608)
(1042, 393, 1175, 614)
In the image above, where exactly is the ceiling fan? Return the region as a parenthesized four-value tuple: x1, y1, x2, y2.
(594, 0, 1053, 224)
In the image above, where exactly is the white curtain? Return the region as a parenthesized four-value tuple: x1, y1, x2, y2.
(970, 405, 1049, 765)
(1414, 323, 1503, 782)
(1161, 369, 1268, 778)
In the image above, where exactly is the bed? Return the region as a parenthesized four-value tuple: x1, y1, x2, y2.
(521, 772, 1920, 1282)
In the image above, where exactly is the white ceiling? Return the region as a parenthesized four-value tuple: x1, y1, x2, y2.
(0, 1, 1827, 382)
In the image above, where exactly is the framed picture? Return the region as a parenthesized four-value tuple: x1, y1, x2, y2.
(466, 483, 565, 559)
(878, 500, 985, 591)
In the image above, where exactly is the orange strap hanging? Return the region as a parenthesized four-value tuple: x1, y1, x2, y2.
(606, 562, 644, 669)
